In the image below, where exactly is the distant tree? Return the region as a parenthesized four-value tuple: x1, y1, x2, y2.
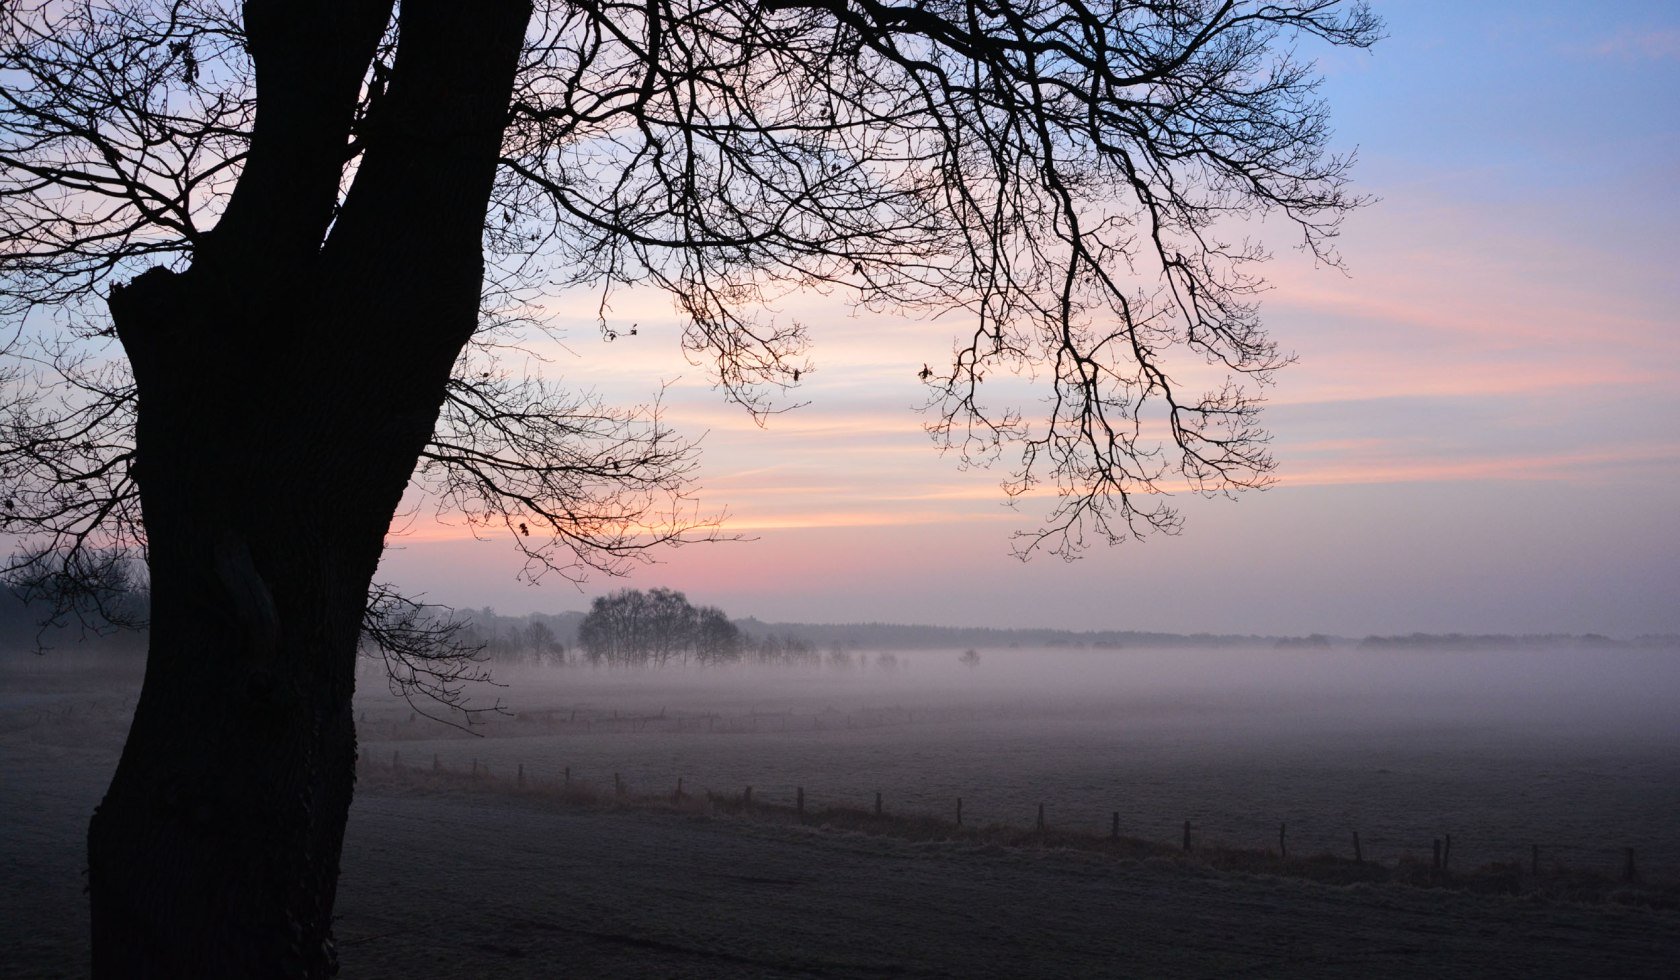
(692, 605, 743, 664)
(743, 629, 821, 666)
(642, 586, 699, 665)
(826, 644, 856, 670)
(518, 618, 565, 664)
(959, 648, 982, 669)
(577, 586, 740, 665)
(0, 0, 1378, 972)
(578, 588, 643, 665)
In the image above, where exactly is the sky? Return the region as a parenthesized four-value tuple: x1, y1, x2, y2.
(383, 1, 1680, 637)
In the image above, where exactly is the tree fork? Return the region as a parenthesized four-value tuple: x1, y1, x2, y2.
(214, 0, 393, 270)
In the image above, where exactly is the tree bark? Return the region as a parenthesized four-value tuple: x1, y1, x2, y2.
(87, 3, 532, 975)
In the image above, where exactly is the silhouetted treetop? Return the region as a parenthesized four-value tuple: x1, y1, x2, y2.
(577, 586, 742, 665)
(504, 0, 1379, 553)
(4, 0, 1380, 562)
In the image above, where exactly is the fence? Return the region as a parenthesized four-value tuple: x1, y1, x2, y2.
(365, 750, 1666, 893)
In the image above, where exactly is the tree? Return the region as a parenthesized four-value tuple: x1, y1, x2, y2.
(0, 0, 1378, 973)
(578, 587, 646, 664)
(692, 604, 744, 664)
(577, 586, 740, 665)
(519, 618, 565, 664)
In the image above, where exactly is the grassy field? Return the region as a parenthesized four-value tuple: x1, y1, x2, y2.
(5, 643, 1678, 977)
(355, 643, 1680, 880)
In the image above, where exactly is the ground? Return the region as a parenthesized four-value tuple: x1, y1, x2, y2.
(328, 792, 1679, 978)
(4, 656, 1679, 977)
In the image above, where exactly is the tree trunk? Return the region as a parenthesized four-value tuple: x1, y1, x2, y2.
(86, 2, 532, 975)
(91, 269, 426, 976)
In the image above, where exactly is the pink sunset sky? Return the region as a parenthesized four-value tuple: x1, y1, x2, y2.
(382, 1, 1680, 636)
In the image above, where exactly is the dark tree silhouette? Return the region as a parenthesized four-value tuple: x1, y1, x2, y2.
(0, 0, 1378, 973)
(577, 586, 740, 665)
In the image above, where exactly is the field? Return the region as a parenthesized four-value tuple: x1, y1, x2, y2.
(361, 643, 1680, 878)
(5, 642, 1679, 976)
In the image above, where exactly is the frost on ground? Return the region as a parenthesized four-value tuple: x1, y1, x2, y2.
(4, 665, 1679, 978)
(355, 645, 1680, 878)
(329, 791, 1680, 979)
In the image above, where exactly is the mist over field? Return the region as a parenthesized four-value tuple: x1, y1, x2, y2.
(6, 627, 1680, 977)
(357, 636, 1680, 878)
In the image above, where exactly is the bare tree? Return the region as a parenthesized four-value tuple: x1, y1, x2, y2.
(693, 603, 743, 664)
(0, 0, 1378, 974)
(576, 585, 741, 665)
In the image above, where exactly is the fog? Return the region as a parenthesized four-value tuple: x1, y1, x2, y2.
(7, 636, 1679, 976)
(355, 640, 1680, 880)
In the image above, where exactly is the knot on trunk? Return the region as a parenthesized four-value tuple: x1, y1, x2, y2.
(213, 528, 279, 659)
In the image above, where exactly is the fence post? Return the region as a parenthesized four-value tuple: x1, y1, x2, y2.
(472, 758, 479, 778)
(796, 786, 804, 817)
(1279, 822, 1287, 861)
(614, 772, 622, 796)
(1037, 802, 1045, 834)
(1624, 847, 1638, 883)
(1353, 831, 1362, 864)
(392, 750, 399, 772)
(1111, 812, 1119, 841)
(518, 763, 525, 788)
(432, 753, 440, 772)
(1182, 820, 1192, 853)
(675, 777, 684, 802)
(875, 791, 882, 816)
(744, 785, 753, 807)
(957, 798, 963, 827)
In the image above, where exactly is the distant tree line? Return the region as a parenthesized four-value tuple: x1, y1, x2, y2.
(577, 588, 816, 667)
(578, 587, 739, 666)
(728, 618, 1156, 651)
(0, 584, 149, 656)
(1354, 632, 1626, 650)
(454, 615, 568, 666)
(746, 630, 821, 667)
(0, 548, 149, 656)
